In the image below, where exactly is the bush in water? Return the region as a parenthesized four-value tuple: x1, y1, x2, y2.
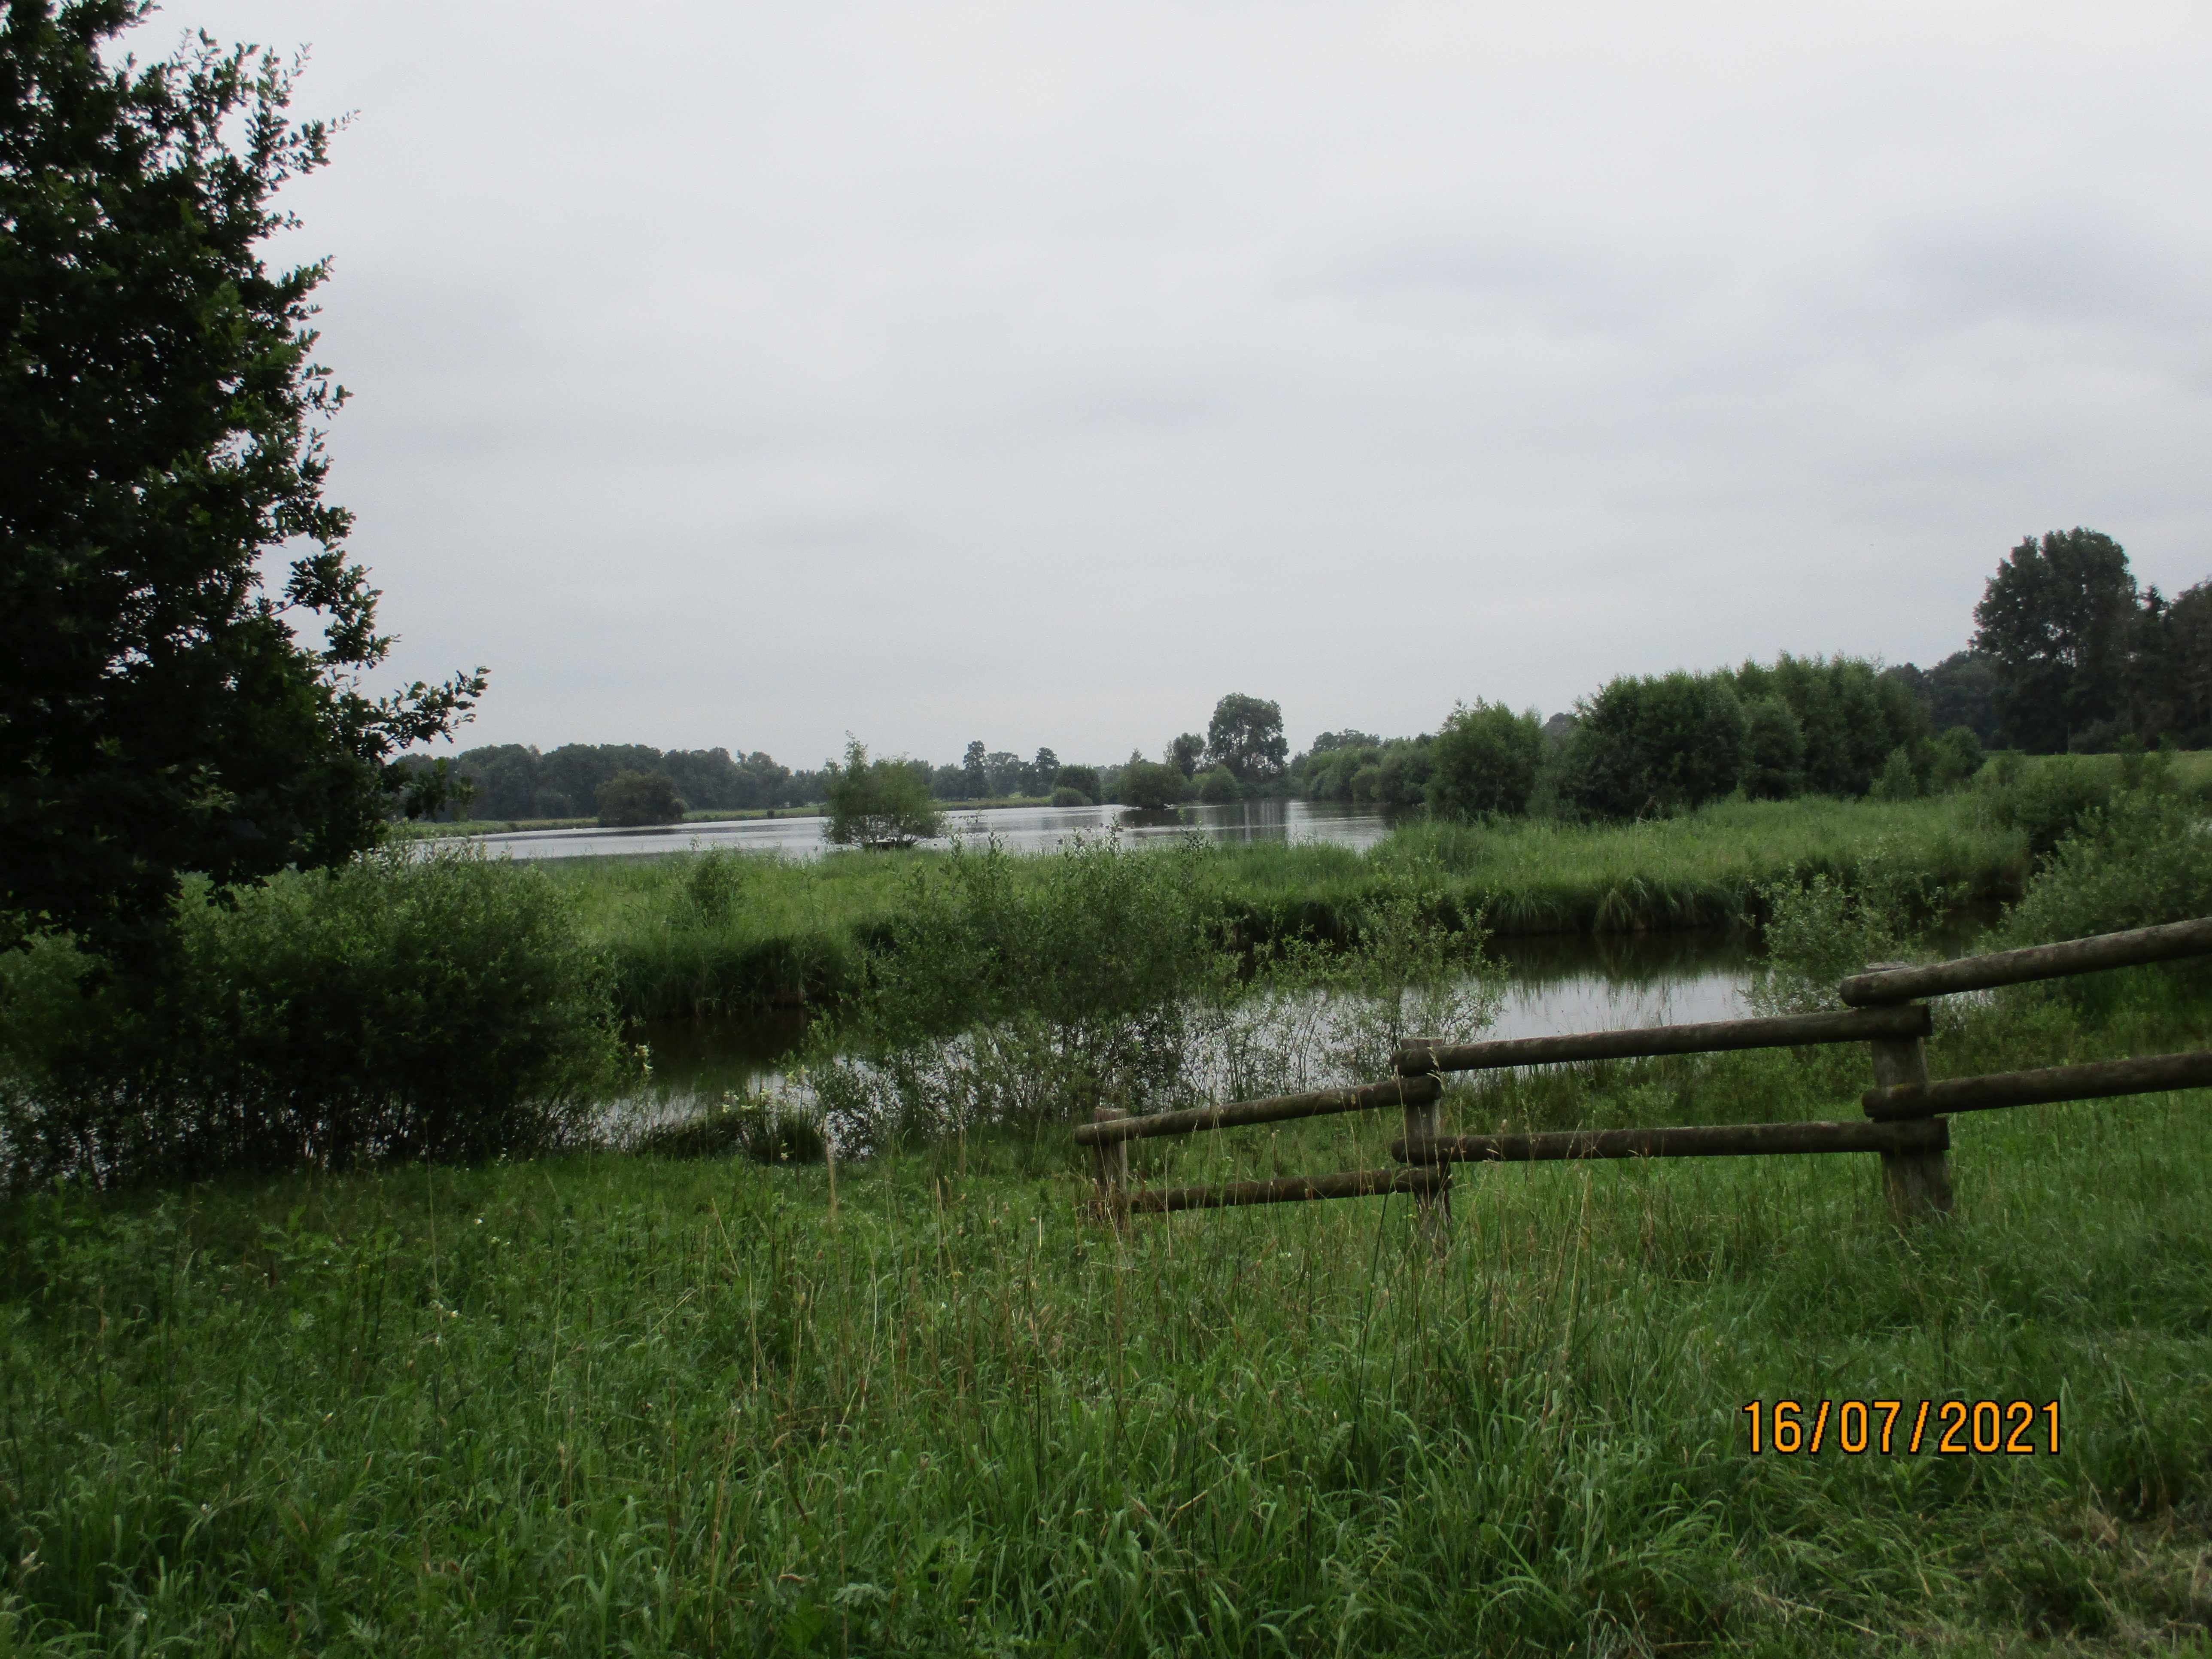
(0, 846, 633, 1187)
(596, 768, 686, 826)
(1118, 756, 1188, 810)
(824, 739, 943, 848)
(807, 836, 1227, 1151)
(805, 836, 1504, 1155)
(1194, 765, 1240, 804)
(1749, 843, 1970, 1018)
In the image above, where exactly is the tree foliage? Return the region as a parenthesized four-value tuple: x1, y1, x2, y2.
(1205, 693, 1288, 785)
(1738, 697, 1805, 800)
(1730, 656, 1926, 798)
(1559, 673, 1748, 819)
(1972, 529, 2137, 753)
(1426, 702, 1541, 820)
(0, 0, 483, 955)
(1052, 764, 1101, 805)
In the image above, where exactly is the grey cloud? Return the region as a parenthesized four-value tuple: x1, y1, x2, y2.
(176, 0, 2212, 762)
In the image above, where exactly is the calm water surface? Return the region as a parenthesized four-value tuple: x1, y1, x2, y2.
(442, 799, 1390, 863)
(631, 930, 1767, 1114)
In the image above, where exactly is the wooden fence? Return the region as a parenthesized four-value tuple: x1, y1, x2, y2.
(1073, 916, 2212, 1228)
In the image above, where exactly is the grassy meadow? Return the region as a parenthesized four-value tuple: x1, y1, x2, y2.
(7, 759, 2212, 1651)
(3, 972, 2209, 1653)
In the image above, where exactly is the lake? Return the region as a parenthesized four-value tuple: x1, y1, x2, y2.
(437, 799, 1392, 862)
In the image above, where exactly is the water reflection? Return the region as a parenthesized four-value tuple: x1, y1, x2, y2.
(435, 799, 1391, 863)
(1485, 931, 1757, 1040)
(624, 929, 1768, 1122)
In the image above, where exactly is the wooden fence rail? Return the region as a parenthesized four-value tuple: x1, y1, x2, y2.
(1391, 1117, 1949, 1165)
(1079, 917, 2212, 1231)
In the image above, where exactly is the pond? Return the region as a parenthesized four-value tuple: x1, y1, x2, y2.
(436, 799, 1391, 863)
(623, 928, 1771, 1126)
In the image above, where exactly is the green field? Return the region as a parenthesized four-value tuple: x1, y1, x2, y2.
(5, 970, 2209, 1653)
(566, 793, 2039, 1024)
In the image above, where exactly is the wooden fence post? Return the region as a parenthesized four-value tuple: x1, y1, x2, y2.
(1401, 1043, 1451, 1246)
(1089, 1106, 1129, 1228)
(1858, 962, 1954, 1222)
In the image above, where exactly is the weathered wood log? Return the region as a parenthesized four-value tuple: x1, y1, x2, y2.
(1862, 1050, 2212, 1120)
(1839, 917, 2212, 1007)
(1402, 1074, 1451, 1238)
(1088, 1105, 1130, 1226)
(1860, 961, 1952, 1219)
(1392, 1003, 1930, 1077)
(1124, 1165, 1451, 1214)
(1392, 1117, 1948, 1164)
(1071, 1073, 1441, 1146)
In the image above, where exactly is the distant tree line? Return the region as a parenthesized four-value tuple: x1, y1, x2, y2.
(441, 744, 830, 821)
(1288, 660, 1957, 822)
(433, 693, 1306, 826)
(1283, 527, 2212, 825)
(436, 530, 2211, 833)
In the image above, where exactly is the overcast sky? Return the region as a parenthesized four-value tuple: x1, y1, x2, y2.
(179, 1, 2212, 767)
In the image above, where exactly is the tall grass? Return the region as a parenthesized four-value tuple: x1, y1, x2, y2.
(2, 974, 2207, 1652)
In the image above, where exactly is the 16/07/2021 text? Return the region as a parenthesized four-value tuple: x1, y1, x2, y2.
(1742, 1399, 2060, 1455)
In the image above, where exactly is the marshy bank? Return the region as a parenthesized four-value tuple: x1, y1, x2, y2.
(0, 754, 2185, 1190)
(574, 790, 2042, 1027)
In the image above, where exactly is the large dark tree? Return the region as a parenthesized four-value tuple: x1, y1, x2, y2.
(2163, 581, 2212, 747)
(1204, 693, 1288, 785)
(0, 0, 483, 956)
(1972, 529, 2136, 753)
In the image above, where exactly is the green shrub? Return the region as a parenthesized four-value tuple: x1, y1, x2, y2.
(1975, 754, 2129, 858)
(2001, 790, 2212, 950)
(1560, 671, 1747, 819)
(1425, 700, 1542, 819)
(1929, 725, 1985, 791)
(0, 847, 633, 1186)
(1870, 745, 1919, 802)
(681, 847, 748, 920)
(1048, 785, 1091, 807)
(1750, 842, 1969, 1015)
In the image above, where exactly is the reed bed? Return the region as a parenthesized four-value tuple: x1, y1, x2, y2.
(564, 796, 2033, 1024)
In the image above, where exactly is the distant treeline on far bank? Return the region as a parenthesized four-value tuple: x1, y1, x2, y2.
(423, 528, 2212, 826)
